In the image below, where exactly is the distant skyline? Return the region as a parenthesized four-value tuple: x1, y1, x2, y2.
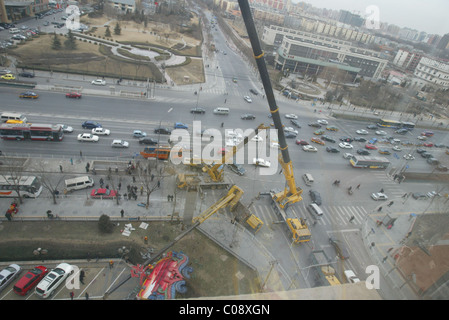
(298, 0, 449, 35)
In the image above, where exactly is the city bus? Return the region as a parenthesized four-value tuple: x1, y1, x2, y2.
(400, 121, 415, 130)
(0, 175, 43, 198)
(377, 119, 402, 129)
(140, 145, 183, 160)
(0, 123, 64, 141)
(349, 155, 390, 169)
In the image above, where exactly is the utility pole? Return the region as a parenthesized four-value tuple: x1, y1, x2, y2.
(261, 260, 277, 291)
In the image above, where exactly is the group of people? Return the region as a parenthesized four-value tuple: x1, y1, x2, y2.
(124, 184, 141, 201)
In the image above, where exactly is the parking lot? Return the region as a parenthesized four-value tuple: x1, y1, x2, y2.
(0, 260, 139, 300)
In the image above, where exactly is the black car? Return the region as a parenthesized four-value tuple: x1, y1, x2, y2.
(241, 114, 255, 120)
(18, 71, 35, 78)
(340, 136, 353, 143)
(154, 127, 171, 135)
(321, 135, 335, 143)
(290, 119, 301, 128)
(139, 137, 158, 145)
(326, 146, 340, 153)
(81, 121, 102, 129)
(412, 193, 428, 200)
(309, 190, 322, 205)
(357, 149, 370, 155)
(228, 164, 246, 176)
(420, 152, 433, 159)
(354, 137, 367, 142)
(190, 107, 205, 114)
(249, 89, 259, 95)
(416, 148, 426, 154)
(329, 237, 350, 260)
(308, 122, 321, 128)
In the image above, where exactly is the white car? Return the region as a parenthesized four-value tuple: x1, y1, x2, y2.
(243, 96, 252, 103)
(284, 127, 298, 135)
(339, 142, 353, 149)
(356, 129, 368, 135)
(403, 154, 415, 160)
(251, 135, 263, 142)
(226, 129, 243, 139)
(77, 133, 99, 142)
(317, 119, 328, 125)
(58, 124, 73, 133)
(111, 139, 129, 148)
(92, 127, 110, 135)
(392, 146, 402, 151)
(343, 153, 354, 159)
(270, 141, 280, 149)
(344, 270, 361, 283)
(375, 130, 387, 136)
(253, 158, 271, 167)
(285, 114, 298, 119)
(35, 263, 73, 298)
(417, 135, 427, 140)
(91, 79, 106, 85)
(0, 264, 22, 293)
(226, 138, 241, 147)
(303, 145, 318, 152)
(371, 192, 388, 201)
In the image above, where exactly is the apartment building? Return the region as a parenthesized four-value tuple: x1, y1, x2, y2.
(413, 56, 449, 89)
(392, 49, 423, 73)
(262, 25, 387, 80)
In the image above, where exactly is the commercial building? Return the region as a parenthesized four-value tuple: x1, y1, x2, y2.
(262, 25, 388, 81)
(413, 56, 449, 89)
(392, 49, 423, 73)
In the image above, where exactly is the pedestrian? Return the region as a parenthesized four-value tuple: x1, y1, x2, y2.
(133, 176, 136, 183)
(151, 174, 154, 181)
(377, 206, 382, 212)
(402, 193, 407, 198)
(120, 209, 124, 218)
(388, 201, 394, 207)
(80, 150, 83, 158)
(224, 99, 227, 104)
(80, 270, 85, 284)
(109, 260, 114, 269)
(70, 291, 74, 300)
(356, 184, 360, 189)
(100, 178, 104, 187)
(140, 186, 143, 195)
(167, 195, 170, 202)
(382, 256, 388, 263)
(349, 216, 355, 223)
(380, 188, 384, 193)
(157, 180, 160, 188)
(221, 122, 224, 128)
(118, 182, 121, 190)
(85, 165, 89, 173)
(59, 164, 63, 173)
(70, 158, 73, 165)
(85, 292, 89, 300)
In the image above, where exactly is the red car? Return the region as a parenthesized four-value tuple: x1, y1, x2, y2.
(91, 188, 118, 199)
(66, 92, 82, 99)
(13, 265, 48, 296)
(296, 139, 309, 145)
(365, 144, 378, 150)
(423, 142, 434, 147)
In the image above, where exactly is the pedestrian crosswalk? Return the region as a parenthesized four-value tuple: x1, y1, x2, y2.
(372, 172, 407, 198)
(249, 202, 369, 227)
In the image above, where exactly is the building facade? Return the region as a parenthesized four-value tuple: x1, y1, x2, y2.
(413, 56, 449, 89)
(392, 49, 423, 73)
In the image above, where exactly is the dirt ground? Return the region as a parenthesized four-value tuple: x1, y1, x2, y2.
(0, 220, 260, 298)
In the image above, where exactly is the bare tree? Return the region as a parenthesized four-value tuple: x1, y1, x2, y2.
(34, 161, 65, 205)
(0, 156, 30, 204)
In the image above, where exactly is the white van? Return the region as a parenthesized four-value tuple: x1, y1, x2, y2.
(308, 203, 323, 217)
(302, 173, 314, 186)
(64, 176, 94, 192)
(213, 107, 229, 115)
(1, 112, 27, 123)
(9, 28, 20, 34)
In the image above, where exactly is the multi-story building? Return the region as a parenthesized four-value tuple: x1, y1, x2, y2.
(392, 49, 423, 73)
(413, 56, 449, 89)
(0, 0, 49, 23)
(262, 25, 387, 80)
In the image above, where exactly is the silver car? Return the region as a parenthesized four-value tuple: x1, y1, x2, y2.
(0, 264, 22, 292)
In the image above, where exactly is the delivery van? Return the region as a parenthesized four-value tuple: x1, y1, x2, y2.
(64, 176, 94, 192)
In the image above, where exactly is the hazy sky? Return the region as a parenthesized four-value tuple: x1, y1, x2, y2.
(299, 0, 449, 35)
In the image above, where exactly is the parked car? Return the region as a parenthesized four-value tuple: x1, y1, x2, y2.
(365, 144, 378, 150)
(77, 133, 99, 142)
(253, 158, 271, 167)
(339, 142, 353, 149)
(13, 266, 48, 296)
(321, 135, 335, 143)
(174, 122, 188, 129)
(296, 139, 308, 145)
(139, 137, 158, 145)
(317, 119, 328, 125)
(284, 127, 298, 135)
(19, 91, 39, 99)
(91, 188, 118, 199)
(35, 263, 73, 298)
(354, 137, 367, 142)
(284, 131, 297, 138)
(326, 146, 340, 153)
(240, 114, 256, 120)
(326, 126, 338, 131)
(329, 237, 350, 260)
(133, 130, 147, 138)
(66, 92, 82, 99)
(92, 127, 110, 135)
(290, 119, 301, 128)
(82, 121, 101, 129)
(356, 129, 369, 135)
(0, 264, 22, 293)
(371, 192, 388, 201)
(154, 127, 171, 135)
(91, 79, 106, 85)
(311, 137, 325, 145)
(111, 139, 129, 148)
(339, 136, 353, 143)
(357, 149, 370, 155)
(314, 129, 325, 135)
(308, 122, 321, 128)
(403, 154, 415, 160)
(378, 149, 391, 155)
(228, 163, 246, 176)
(285, 114, 298, 119)
(303, 145, 318, 152)
(309, 190, 322, 205)
(190, 107, 206, 114)
(343, 153, 354, 159)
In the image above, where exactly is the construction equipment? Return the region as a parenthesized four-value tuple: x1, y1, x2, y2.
(238, 0, 309, 243)
(309, 250, 341, 287)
